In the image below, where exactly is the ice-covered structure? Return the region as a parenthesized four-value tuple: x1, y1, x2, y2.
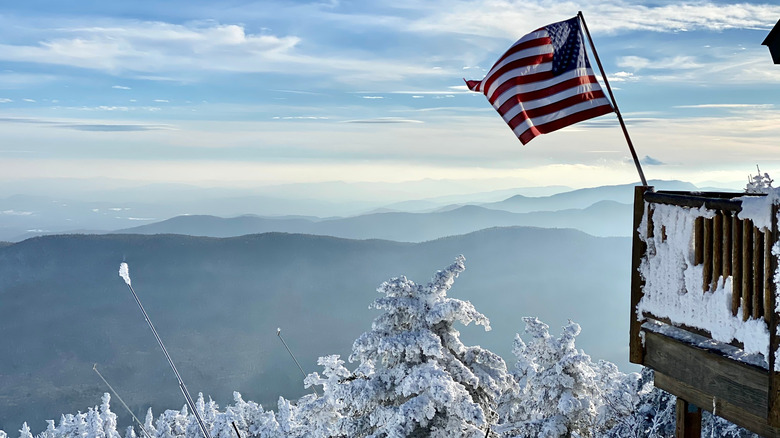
(630, 185, 780, 436)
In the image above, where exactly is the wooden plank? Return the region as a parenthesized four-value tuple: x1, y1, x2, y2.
(655, 372, 780, 437)
(675, 398, 702, 438)
(724, 212, 732, 279)
(766, 230, 773, 323)
(769, 204, 780, 428)
(744, 219, 754, 321)
(713, 213, 723, 290)
(733, 217, 743, 316)
(704, 218, 713, 292)
(755, 227, 764, 320)
(695, 217, 704, 266)
(643, 330, 768, 416)
(630, 185, 651, 365)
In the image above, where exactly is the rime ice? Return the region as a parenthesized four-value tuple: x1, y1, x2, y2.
(119, 262, 131, 287)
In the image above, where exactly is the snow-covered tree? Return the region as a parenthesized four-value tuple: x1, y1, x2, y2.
(746, 166, 774, 193)
(227, 392, 280, 438)
(18, 423, 33, 438)
(304, 256, 513, 437)
(143, 408, 157, 438)
(496, 317, 642, 438)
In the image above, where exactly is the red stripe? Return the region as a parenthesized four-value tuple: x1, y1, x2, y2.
(491, 74, 600, 108)
(482, 53, 553, 95)
(504, 90, 609, 131)
(517, 104, 614, 144)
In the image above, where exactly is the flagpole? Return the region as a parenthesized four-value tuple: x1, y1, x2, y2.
(577, 11, 648, 187)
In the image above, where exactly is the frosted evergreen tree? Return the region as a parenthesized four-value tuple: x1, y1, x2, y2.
(304, 256, 513, 437)
(18, 423, 33, 438)
(125, 426, 138, 438)
(0, 430, 7, 438)
(228, 392, 281, 438)
(86, 407, 107, 438)
(143, 409, 157, 438)
(496, 317, 639, 437)
(100, 394, 121, 438)
(39, 420, 57, 438)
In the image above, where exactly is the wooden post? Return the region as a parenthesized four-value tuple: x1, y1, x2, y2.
(676, 399, 702, 438)
(703, 218, 713, 292)
(695, 217, 704, 266)
(744, 220, 754, 321)
(765, 229, 773, 324)
(713, 213, 723, 290)
(724, 212, 732, 279)
(733, 217, 743, 316)
(769, 204, 780, 427)
(754, 228, 764, 319)
(630, 185, 651, 364)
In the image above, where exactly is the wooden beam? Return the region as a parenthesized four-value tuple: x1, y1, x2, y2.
(655, 372, 780, 437)
(755, 228, 764, 319)
(630, 185, 651, 364)
(724, 212, 732, 279)
(643, 330, 768, 416)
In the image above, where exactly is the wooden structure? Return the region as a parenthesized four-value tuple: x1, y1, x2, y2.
(630, 186, 780, 436)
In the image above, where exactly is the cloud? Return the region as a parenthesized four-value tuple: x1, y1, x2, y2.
(112, 85, 131, 90)
(153, 99, 170, 103)
(22, 98, 36, 102)
(0, 116, 174, 131)
(361, 96, 384, 99)
(0, 98, 11, 103)
(675, 104, 774, 109)
(61, 124, 173, 132)
(342, 117, 423, 124)
(641, 155, 665, 166)
(406, 1, 780, 38)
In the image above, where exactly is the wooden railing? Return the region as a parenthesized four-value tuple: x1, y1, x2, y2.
(630, 186, 780, 435)
(644, 190, 777, 323)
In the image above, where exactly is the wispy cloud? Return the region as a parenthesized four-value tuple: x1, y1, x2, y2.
(342, 117, 423, 124)
(675, 104, 774, 109)
(112, 85, 131, 90)
(0, 116, 175, 131)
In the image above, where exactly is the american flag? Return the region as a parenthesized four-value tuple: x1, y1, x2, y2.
(465, 16, 613, 144)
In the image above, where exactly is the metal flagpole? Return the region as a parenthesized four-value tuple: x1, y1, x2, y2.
(93, 364, 154, 438)
(578, 11, 649, 187)
(120, 271, 213, 438)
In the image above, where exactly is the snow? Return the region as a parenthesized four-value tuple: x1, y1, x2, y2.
(737, 190, 777, 231)
(118, 262, 131, 287)
(637, 202, 770, 357)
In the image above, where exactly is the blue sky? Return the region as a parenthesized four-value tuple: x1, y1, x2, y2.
(1, 0, 780, 194)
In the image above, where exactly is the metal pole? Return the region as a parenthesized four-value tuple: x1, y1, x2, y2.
(119, 264, 212, 438)
(578, 11, 648, 187)
(93, 364, 154, 438)
(277, 328, 318, 396)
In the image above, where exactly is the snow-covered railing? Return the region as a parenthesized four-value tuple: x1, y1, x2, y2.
(629, 186, 780, 436)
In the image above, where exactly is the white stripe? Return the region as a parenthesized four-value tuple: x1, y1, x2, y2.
(506, 30, 548, 50)
(498, 82, 607, 123)
(487, 67, 595, 103)
(509, 98, 612, 136)
(482, 44, 553, 86)
(483, 60, 552, 97)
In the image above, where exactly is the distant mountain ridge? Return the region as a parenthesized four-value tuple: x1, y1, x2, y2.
(114, 180, 697, 240)
(116, 200, 633, 240)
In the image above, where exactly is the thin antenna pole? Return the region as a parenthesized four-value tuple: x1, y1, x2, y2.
(121, 276, 213, 438)
(231, 421, 242, 438)
(276, 328, 318, 396)
(93, 364, 154, 438)
(578, 11, 648, 187)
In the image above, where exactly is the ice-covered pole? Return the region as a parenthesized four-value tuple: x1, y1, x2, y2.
(93, 363, 153, 438)
(118, 262, 212, 438)
(276, 328, 317, 396)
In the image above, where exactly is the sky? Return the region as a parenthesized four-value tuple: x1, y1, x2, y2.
(1, 0, 780, 196)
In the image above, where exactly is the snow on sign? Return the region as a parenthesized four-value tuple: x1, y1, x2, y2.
(629, 184, 780, 437)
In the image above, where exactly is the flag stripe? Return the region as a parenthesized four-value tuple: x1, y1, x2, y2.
(517, 103, 614, 144)
(493, 72, 601, 112)
(465, 16, 613, 144)
(502, 89, 609, 131)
